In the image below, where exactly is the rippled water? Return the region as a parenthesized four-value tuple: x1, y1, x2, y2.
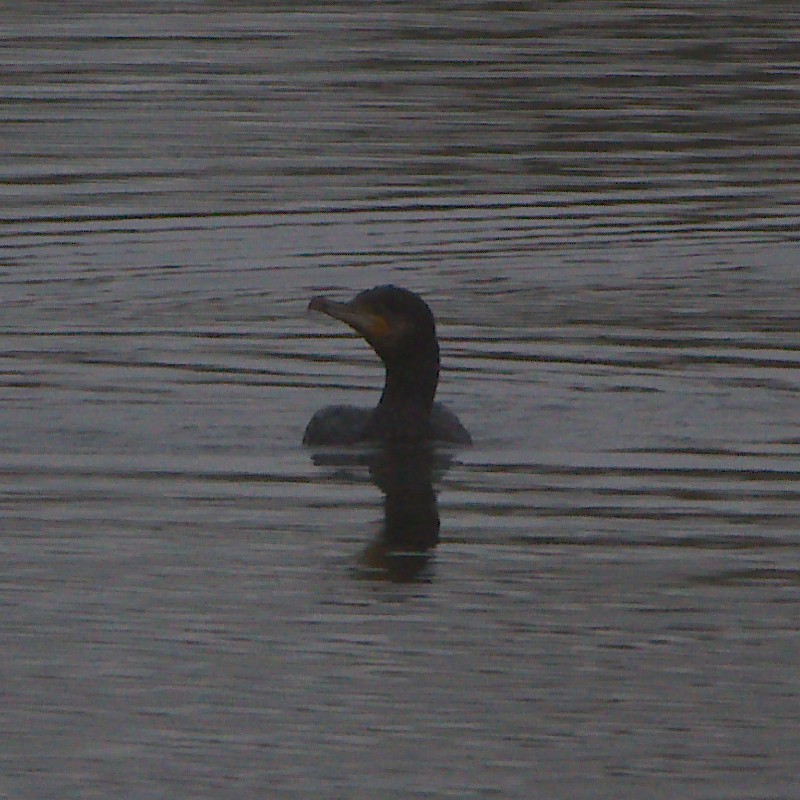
(2, 4, 800, 798)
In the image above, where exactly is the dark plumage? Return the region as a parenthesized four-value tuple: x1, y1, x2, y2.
(303, 286, 471, 446)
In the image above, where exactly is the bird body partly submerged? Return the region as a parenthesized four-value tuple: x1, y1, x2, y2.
(303, 401, 471, 446)
(303, 286, 471, 447)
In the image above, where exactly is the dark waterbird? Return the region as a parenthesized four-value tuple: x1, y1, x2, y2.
(303, 285, 471, 446)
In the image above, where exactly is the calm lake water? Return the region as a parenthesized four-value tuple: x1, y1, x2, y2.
(2, 3, 800, 798)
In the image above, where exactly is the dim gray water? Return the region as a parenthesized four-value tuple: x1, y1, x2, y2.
(2, 3, 800, 798)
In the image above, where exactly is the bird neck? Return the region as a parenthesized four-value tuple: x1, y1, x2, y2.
(381, 358, 438, 409)
(369, 346, 440, 442)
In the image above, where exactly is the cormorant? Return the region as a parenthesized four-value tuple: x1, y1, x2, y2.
(303, 285, 471, 446)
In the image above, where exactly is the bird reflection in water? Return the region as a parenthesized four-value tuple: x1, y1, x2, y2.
(304, 286, 471, 581)
(309, 445, 451, 582)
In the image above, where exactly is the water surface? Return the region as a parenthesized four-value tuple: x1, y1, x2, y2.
(2, 4, 799, 798)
